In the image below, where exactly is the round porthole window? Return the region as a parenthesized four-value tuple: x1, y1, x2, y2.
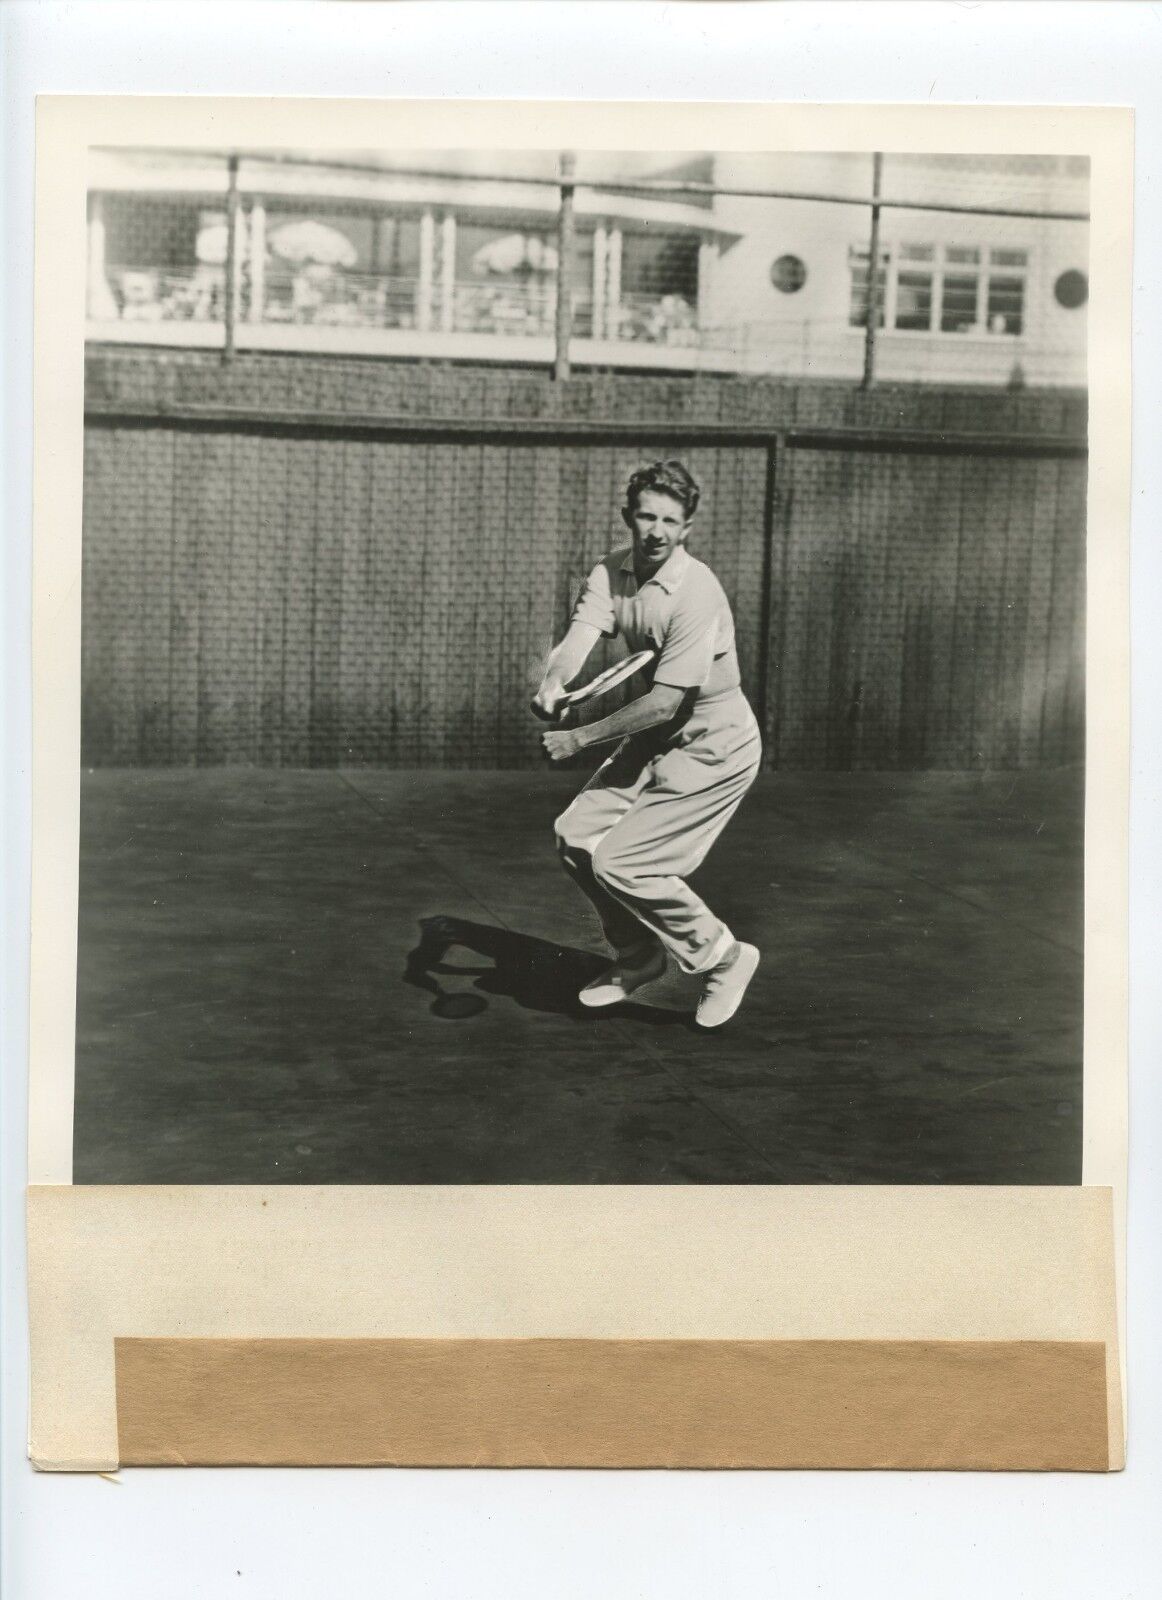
(770, 254, 807, 294)
(1054, 269, 1088, 309)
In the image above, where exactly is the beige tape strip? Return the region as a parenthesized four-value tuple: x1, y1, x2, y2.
(30, 1186, 1123, 1471)
(115, 1337, 1110, 1470)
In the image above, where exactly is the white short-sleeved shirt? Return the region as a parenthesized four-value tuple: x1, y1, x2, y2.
(571, 544, 742, 700)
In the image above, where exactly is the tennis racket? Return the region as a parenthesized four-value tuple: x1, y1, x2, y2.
(531, 650, 654, 721)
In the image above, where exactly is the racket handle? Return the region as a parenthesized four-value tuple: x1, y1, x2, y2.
(530, 698, 569, 724)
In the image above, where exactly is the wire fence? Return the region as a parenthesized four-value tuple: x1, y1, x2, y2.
(87, 150, 1089, 387)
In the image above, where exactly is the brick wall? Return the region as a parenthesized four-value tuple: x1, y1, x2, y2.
(82, 348, 1086, 770)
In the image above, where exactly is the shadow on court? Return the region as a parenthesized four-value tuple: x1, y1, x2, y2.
(72, 768, 1084, 1186)
(404, 914, 692, 1028)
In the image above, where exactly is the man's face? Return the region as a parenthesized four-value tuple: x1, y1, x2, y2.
(623, 489, 692, 575)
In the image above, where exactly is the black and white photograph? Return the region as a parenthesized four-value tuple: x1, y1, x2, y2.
(75, 140, 1089, 1187)
(10, 0, 1157, 1582)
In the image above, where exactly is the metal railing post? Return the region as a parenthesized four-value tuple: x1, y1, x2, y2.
(554, 151, 576, 380)
(861, 152, 884, 390)
(440, 212, 456, 333)
(222, 154, 240, 362)
(248, 198, 267, 324)
(417, 208, 435, 332)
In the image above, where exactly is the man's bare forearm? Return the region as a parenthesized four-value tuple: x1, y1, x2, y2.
(573, 685, 686, 749)
(539, 622, 601, 694)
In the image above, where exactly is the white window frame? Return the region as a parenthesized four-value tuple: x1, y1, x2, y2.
(847, 242, 1029, 338)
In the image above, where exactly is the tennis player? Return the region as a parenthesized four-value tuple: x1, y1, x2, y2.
(533, 459, 762, 1028)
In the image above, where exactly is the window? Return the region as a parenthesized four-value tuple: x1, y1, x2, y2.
(848, 241, 1028, 336)
(941, 245, 983, 331)
(940, 275, 979, 333)
(1054, 268, 1088, 309)
(770, 254, 807, 294)
(895, 271, 934, 331)
(617, 232, 701, 344)
(621, 231, 699, 303)
(103, 194, 202, 270)
(371, 215, 422, 279)
(986, 276, 1025, 335)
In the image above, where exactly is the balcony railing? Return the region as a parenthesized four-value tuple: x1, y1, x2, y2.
(91, 267, 1083, 386)
(263, 269, 422, 330)
(98, 266, 706, 347)
(451, 280, 561, 337)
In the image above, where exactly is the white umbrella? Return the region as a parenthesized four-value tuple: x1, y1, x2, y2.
(194, 222, 230, 266)
(195, 215, 250, 266)
(268, 220, 358, 268)
(472, 233, 559, 276)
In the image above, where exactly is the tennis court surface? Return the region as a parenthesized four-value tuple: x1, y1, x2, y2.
(74, 768, 1083, 1185)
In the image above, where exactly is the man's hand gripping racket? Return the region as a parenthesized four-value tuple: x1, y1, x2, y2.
(531, 649, 654, 723)
(532, 649, 654, 760)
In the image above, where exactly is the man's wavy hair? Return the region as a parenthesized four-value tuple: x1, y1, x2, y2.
(624, 459, 701, 520)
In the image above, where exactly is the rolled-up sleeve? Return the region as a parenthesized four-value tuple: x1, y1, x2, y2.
(653, 589, 719, 690)
(571, 561, 617, 637)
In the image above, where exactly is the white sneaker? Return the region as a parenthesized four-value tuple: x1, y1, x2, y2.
(696, 942, 760, 1028)
(579, 942, 667, 1008)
